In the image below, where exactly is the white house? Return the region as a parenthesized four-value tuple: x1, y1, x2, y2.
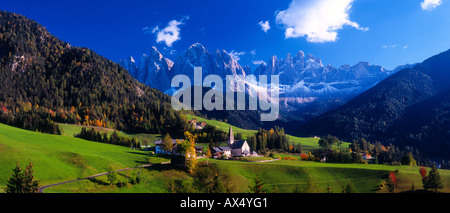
(219, 146, 232, 158)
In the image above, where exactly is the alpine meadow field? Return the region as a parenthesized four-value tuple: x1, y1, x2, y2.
(0, 123, 168, 193)
(2, 122, 450, 193)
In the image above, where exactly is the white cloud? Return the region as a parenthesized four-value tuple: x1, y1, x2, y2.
(252, 60, 266, 65)
(382, 44, 398, 48)
(275, 0, 368, 43)
(421, 0, 442, 10)
(258, 21, 271, 33)
(149, 17, 189, 47)
(382, 44, 409, 49)
(229, 50, 246, 61)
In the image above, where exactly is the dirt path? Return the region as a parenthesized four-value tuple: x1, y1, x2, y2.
(38, 162, 170, 193)
(252, 159, 281, 163)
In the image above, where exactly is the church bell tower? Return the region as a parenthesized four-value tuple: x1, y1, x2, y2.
(227, 125, 234, 147)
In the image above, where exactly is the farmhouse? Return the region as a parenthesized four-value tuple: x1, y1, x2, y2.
(154, 139, 184, 155)
(188, 119, 207, 130)
(154, 139, 204, 157)
(363, 153, 372, 160)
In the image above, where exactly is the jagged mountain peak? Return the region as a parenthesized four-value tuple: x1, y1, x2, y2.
(128, 56, 135, 63)
(120, 43, 400, 106)
(149, 46, 166, 61)
(305, 53, 323, 67)
(187, 42, 209, 54)
(295, 50, 305, 59)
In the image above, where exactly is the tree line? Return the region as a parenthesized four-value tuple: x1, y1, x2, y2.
(349, 137, 433, 167)
(246, 126, 294, 154)
(74, 127, 140, 148)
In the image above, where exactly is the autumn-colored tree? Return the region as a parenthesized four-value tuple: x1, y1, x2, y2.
(206, 147, 212, 166)
(184, 131, 197, 142)
(162, 133, 173, 153)
(185, 138, 197, 174)
(419, 167, 427, 185)
(249, 176, 267, 193)
(385, 172, 398, 193)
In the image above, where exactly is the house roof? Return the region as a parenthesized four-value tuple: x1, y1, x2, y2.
(219, 147, 231, 151)
(212, 147, 222, 153)
(154, 139, 184, 145)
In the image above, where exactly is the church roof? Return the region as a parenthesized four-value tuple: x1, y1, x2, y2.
(230, 140, 247, 149)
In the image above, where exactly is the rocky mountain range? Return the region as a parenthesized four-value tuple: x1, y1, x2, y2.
(119, 43, 408, 128)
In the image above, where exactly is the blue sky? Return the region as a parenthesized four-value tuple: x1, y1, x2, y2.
(2, 0, 450, 70)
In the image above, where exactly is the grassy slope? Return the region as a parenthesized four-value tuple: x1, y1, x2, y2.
(58, 123, 162, 146)
(186, 114, 350, 151)
(184, 115, 450, 193)
(0, 123, 167, 192)
(210, 159, 450, 193)
(44, 158, 450, 193)
(2, 119, 450, 193)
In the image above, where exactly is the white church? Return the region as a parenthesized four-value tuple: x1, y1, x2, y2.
(212, 126, 252, 159)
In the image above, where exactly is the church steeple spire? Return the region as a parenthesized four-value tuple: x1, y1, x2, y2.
(228, 125, 234, 146)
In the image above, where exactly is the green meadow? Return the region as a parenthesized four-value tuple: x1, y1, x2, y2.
(0, 123, 167, 192)
(1, 120, 450, 193)
(185, 114, 349, 152)
(58, 123, 162, 146)
(59, 158, 450, 193)
(208, 159, 450, 193)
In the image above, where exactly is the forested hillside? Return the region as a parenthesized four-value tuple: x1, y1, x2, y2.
(297, 49, 450, 156)
(0, 11, 187, 136)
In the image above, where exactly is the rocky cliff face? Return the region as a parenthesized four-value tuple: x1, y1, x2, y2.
(119, 43, 406, 125)
(120, 43, 247, 93)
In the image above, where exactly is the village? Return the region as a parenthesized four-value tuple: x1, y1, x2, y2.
(151, 119, 379, 166)
(153, 123, 260, 160)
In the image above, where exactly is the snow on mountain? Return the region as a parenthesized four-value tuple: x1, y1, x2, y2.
(119, 43, 408, 122)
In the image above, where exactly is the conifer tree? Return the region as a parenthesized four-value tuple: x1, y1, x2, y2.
(249, 176, 267, 193)
(23, 162, 40, 193)
(6, 162, 40, 193)
(6, 163, 24, 193)
(424, 164, 443, 193)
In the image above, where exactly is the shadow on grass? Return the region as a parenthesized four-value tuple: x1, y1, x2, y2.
(126, 151, 172, 160)
(399, 189, 439, 193)
(126, 151, 151, 156)
(88, 177, 110, 186)
(141, 163, 188, 173)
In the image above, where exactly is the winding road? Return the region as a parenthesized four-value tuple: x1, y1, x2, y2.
(38, 162, 170, 193)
